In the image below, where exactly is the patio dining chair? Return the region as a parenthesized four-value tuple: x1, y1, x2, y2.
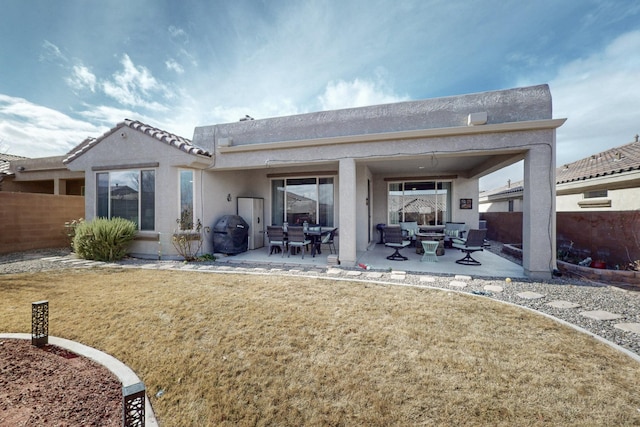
(451, 229, 487, 265)
(266, 226, 287, 256)
(384, 226, 411, 261)
(286, 226, 312, 259)
(321, 228, 338, 254)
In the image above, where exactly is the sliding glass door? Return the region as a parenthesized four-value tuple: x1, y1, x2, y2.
(388, 181, 451, 226)
(271, 177, 334, 226)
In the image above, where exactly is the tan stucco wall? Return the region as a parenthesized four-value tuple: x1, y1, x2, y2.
(62, 85, 563, 278)
(557, 187, 640, 211)
(65, 127, 211, 259)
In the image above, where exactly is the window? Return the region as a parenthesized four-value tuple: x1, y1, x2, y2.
(584, 189, 608, 199)
(388, 181, 451, 226)
(179, 170, 194, 230)
(96, 170, 155, 230)
(508, 200, 514, 212)
(271, 177, 334, 226)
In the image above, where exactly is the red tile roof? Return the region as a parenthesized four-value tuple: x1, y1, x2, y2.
(482, 136, 640, 196)
(556, 135, 640, 184)
(64, 119, 212, 164)
(0, 153, 28, 175)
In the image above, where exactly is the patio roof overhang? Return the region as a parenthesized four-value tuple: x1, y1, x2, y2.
(211, 118, 565, 179)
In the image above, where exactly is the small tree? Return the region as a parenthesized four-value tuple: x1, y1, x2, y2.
(63, 218, 84, 250)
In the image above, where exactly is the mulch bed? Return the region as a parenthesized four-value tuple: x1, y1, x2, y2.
(0, 339, 121, 426)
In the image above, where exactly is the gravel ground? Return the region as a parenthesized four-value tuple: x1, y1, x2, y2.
(1, 246, 639, 358)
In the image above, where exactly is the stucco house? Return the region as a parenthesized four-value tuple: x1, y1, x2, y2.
(480, 134, 640, 213)
(556, 134, 640, 211)
(64, 84, 565, 279)
(0, 153, 26, 190)
(478, 179, 524, 213)
(1, 154, 84, 195)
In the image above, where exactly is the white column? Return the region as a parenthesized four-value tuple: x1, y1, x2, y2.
(522, 136, 556, 280)
(338, 158, 357, 266)
(54, 178, 66, 195)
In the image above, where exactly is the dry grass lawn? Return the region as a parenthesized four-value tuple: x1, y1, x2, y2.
(1, 268, 639, 426)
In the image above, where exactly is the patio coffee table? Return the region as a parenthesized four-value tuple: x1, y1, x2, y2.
(416, 233, 445, 256)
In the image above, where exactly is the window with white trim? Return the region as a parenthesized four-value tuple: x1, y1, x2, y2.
(387, 181, 451, 226)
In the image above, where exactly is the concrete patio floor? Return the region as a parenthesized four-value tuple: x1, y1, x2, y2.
(213, 242, 525, 279)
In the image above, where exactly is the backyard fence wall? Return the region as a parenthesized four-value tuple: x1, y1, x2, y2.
(0, 192, 84, 254)
(480, 212, 523, 244)
(481, 211, 640, 268)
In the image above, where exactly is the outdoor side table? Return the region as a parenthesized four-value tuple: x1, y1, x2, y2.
(416, 233, 445, 256)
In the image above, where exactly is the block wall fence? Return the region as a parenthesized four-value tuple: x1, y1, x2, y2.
(0, 192, 84, 254)
(481, 211, 640, 268)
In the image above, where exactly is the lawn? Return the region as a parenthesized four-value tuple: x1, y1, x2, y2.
(1, 268, 639, 426)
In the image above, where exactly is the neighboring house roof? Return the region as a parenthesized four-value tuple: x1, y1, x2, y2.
(480, 180, 524, 199)
(556, 135, 640, 184)
(480, 135, 640, 204)
(400, 197, 447, 213)
(0, 153, 28, 175)
(63, 119, 212, 164)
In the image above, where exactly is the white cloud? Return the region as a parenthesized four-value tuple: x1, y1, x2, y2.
(318, 77, 409, 111)
(102, 54, 172, 111)
(168, 25, 187, 39)
(66, 65, 97, 92)
(165, 58, 185, 74)
(0, 94, 104, 157)
(551, 30, 640, 165)
(77, 104, 139, 126)
(39, 40, 67, 63)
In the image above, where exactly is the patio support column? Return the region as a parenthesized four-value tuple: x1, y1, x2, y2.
(338, 158, 357, 266)
(522, 138, 556, 280)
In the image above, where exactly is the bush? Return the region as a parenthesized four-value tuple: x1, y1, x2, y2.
(73, 217, 137, 261)
(172, 218, 210, 262)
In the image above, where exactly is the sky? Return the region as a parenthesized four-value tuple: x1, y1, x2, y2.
(1, 0, 639, 191)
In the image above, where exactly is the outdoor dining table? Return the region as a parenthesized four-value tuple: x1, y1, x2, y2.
(281, 226, 332, 257)
(304, 228, 332, 257)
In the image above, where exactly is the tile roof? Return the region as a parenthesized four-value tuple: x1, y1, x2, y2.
(394, 197, 447, 213)
(0, 153, 28, 175)
(480, 180, 524, 197)
(482, 136, 640, 196)
(63, 119, 212, 164)
(556, 135, 640, 184)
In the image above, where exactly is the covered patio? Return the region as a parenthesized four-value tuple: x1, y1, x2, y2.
(194, 85, 564, 280)
(212, 241, 525, 279)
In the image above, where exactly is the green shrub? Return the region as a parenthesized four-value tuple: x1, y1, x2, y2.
(73, 217, 137, 261)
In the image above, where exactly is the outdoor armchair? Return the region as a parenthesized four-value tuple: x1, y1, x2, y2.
(384, 226, 411, 261)
(443, 222, 467, 247)
(400, 221, 419, 243)
(451, 229, 487, 265)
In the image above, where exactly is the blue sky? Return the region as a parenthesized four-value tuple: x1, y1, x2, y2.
(1, 0, 639, 190)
